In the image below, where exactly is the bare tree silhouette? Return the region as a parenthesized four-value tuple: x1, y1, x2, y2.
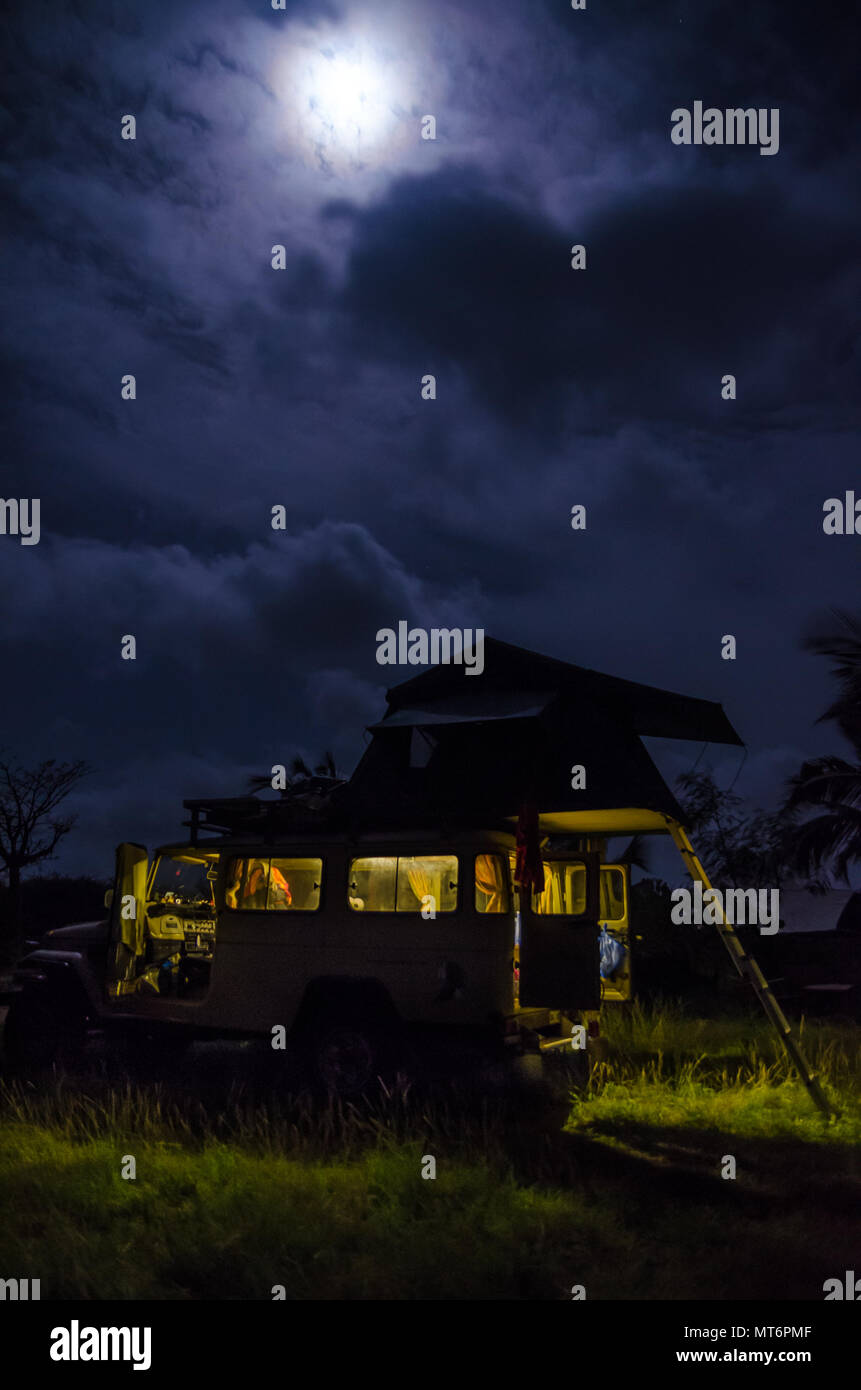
(0, 756, 90, 949)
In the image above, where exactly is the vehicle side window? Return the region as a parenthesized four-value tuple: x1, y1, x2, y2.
(396, 856, 458, 913)
(600, 868, 625, 921)
(474, 854, 509, 913)
(532, 861, 588, 916)
(348, 855, 458, 912)
(348, 857, 395, 911)
(223, 857, 322, 911)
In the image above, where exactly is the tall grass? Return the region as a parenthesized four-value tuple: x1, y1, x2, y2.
(0, 1004, 857, 1299)
(0, 1077, 628, 1300)
(569, 1002, 861, 1143)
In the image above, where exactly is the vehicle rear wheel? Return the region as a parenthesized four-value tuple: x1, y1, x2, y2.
(307, 1018, 391, 1096)
(3, 990, 86, 1076)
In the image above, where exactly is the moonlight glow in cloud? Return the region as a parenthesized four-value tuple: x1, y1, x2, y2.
(276, 30, 417, 172)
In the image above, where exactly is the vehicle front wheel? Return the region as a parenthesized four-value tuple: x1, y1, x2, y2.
(2, 990, 86, 1076)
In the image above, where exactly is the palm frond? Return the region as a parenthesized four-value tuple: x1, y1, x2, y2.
(616, 833, 652, 873)
(802, 608, 861, 756)
(314, 750, 338, 779)
(786, 806, 861, 883)
(784, 756, 861, 811)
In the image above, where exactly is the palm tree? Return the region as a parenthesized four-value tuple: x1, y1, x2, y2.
(616, 833, 652, 873)
(784, 609, 861, 883)
(246, 751, 343, 799)
(676, 768, 797, 890)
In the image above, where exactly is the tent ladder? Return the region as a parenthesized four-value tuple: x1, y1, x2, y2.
(664, 816, 834, 1119)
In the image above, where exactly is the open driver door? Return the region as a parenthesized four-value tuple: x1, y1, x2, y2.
(106, 843, 148, 996)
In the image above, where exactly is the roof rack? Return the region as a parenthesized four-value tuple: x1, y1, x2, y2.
(183, 797, 267, 844)
(183, 785, 349, 846)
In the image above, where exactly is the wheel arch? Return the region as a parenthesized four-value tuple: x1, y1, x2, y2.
(291, 976, 401, 1039)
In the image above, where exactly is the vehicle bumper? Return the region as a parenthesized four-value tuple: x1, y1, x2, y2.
(503, 1008, 577, 1054)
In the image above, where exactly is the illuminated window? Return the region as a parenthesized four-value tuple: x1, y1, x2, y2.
(348, 856, 395, 912)
(397, 856, 458, 913)
(149, 855, 214, 906)
(474, 854, 509, 913)
(600, 868, 625, 921)
(224, 857, 322, 911)
(348, 856, 458, 912)
(532, 861, 588, 916)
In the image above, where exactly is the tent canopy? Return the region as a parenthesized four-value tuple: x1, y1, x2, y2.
(385, 638, 742, 745)
(345, 637, 743, 830)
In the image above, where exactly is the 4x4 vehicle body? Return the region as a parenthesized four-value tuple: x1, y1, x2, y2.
(7, 636, 749, 1089)
(2, 821, 632, 1087)
(4, 644, 829, 1113)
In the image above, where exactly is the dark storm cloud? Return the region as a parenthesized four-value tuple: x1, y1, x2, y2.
(0, 519, 485, 870)
(1, 0, 858, 877)
(328, 166, 858, 434)
(0, 521, 450, 681)
(541, 0, 861, 169)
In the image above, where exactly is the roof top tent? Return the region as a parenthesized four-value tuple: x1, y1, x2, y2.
(344, 637, 832, 1117)
(346, 635, 742, 835)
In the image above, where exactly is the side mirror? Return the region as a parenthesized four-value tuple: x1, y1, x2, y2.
(104, 887, 114, 910)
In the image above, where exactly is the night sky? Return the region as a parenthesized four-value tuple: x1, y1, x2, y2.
(1, 0, 858, 877)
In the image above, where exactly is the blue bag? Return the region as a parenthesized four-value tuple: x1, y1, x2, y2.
(598, 927, 626, 979)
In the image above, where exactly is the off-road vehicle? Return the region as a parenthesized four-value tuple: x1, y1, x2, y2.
(1, 796, 631, 1093)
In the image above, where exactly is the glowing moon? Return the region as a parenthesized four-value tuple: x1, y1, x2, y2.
(274, 29, 417, 172)
(305, 50, 391, 144)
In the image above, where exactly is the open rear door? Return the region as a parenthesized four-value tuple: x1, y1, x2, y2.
(517, 853, 601, 1009)
(599, 863, 632, 1002)
(106, 843, 148, 995)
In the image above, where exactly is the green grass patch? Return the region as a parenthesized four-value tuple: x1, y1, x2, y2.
(0, 1111, 635, 1300)
(0, 1004, 858, 1299)
(578, 1001, 861, 1141)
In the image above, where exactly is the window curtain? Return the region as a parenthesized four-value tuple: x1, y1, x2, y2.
(475, 854, 506, 912)
(407, 864, 435, 908)
(535, 866, 563, 914)
(225, 858, 244, 910)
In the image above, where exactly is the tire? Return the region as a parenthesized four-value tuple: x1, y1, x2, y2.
(3, 989, 86, 1076)
(306, 1016, 393, 1097)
